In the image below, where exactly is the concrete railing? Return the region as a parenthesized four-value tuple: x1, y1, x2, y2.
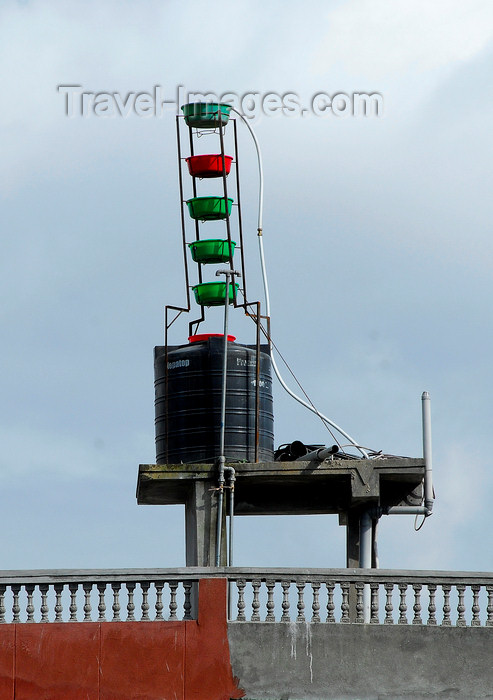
(0, 569, 199, 623)
(225, 568, 493, 626)
(0, 568, 492, 627)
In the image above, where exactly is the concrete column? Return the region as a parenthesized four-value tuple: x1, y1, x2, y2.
(346, 512, 360, 568)
(346, 511, 360, 622)
(185, 479, 227, 567)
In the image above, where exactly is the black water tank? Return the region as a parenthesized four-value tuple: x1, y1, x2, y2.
(154, 335, 274, 464)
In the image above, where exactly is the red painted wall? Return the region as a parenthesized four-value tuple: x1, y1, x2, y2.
(0, 578, 244, 700)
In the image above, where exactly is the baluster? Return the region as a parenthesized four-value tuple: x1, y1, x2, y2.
(486, 586, 493, 627)
(355, 583, 364, 623)
(54, 583, 64, 622)
(69, 583, 78, 621)
(412, 584, 422, 625)
(296, 581, 306, 622)
(251, 580, 261, 621)
(183, 582, 192, 620)
(236, 579, 246, 622)
(140, 582, 150, 621)
(154, 581, 164, 621)
(0, 585, 5, 624)
(471, 585, 481, 627)
(384, 583, 394, 624)
(326, 582, 335, 623)
(39, 584, 49, 623)
(311, 582, 321, 623)
(370, 583, 379, 624)
(126, 583, 136, 621)
(25, 584, 35, 623)
(398, 583, 407, 624)
(12, 585, 21, 623)
(111, 583, 121, 621)
(280, 581, 290, 622)
(168, 582, 178, 621)
(265, 580, 275, 621)
(97, 583, 106, 622)
(427, 584, 437, 625)
(456, 584, 466, 627)
(83, 583, 92, 622)
(340, 582, 350, 624)
(441, 584, 451, 626)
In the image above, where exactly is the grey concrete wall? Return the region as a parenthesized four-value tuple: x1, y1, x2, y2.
(228, 622, 493, 699)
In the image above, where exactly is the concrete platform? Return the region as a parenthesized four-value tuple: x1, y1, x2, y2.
(137, 457, 425, 515)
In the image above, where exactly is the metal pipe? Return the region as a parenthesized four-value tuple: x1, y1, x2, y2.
(214, 269, 241, 566)
(422, 391, 434, 514)
(360, 511, 372, 622)
(215, 459, 225, 567)
(225, 466, 236, 566)
(224, 465, 236, 618)
(215, 271, 230, 567)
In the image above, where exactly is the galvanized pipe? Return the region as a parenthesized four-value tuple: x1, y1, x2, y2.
(215, 269, 241, 567)
(225, 466, 236, 566)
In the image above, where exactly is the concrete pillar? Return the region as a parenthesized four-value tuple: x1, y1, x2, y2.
(185, 480, 227, 567)
(346, 511, 360, 622)
(346, 512, 360, 568)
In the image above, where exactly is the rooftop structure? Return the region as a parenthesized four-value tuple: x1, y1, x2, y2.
(1, 102, 490, 699)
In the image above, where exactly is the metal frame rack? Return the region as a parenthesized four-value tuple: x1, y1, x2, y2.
(160, 104, 271, 465)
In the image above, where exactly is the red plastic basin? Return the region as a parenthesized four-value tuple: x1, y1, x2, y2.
(188, 333, 236, 343)
(185, 154, 233, 178)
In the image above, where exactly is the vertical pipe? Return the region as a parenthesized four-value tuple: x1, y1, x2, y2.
(233, 118, 248, 305)
(254, 301, 261, 463)
(164, 308, 169, 466)
(176, 115, 191, 310)
(219, 274, 230, 460)
(360, 511, 372, 622)
(228, 471, 235, 566)
(218, 115, 235, 305)
(227, 467, 235, 618)
(422, 391, 434, 514)
(215, 273, 231, 566)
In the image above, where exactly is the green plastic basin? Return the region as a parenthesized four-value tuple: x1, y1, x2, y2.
(192, 282, 239, 306)
(188, 239, 236, 264)
(186, 196, 233, 221)
(181, 103, 231, 129)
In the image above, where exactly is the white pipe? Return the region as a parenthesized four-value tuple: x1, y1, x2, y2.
(230, 108, 263, 232)
(230, 107, 368, 459)
(422, 391, 434, 514)
(386, 506, 429, 515)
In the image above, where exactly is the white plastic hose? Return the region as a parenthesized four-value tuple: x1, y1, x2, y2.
(231, 107, 368, 458)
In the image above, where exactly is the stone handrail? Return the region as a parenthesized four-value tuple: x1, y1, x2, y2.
(0, 569, 201, 623)
(223, 568, 493, 626)
(0, 568, 492, 626)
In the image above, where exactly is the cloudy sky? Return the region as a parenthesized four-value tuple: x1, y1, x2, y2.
(1, 0, 493, 573)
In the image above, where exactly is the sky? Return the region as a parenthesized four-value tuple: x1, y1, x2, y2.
(1, 0, 493, 573)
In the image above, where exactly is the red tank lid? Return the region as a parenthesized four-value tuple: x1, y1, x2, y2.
(188, 333, 236, 343)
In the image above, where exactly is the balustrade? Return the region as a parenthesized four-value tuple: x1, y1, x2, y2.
(0, 568, 492, 627)
(225, 569, 493, 627)
(0, 571, 197, 623)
